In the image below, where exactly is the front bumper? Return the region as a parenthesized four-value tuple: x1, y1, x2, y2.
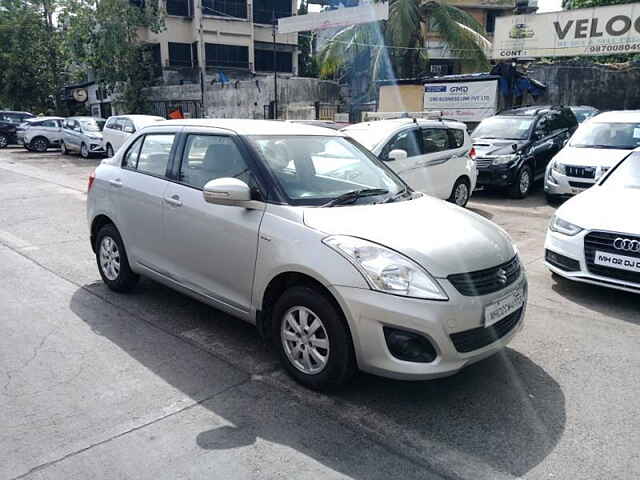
(475, 161, 519, 188)
(88, 142, 106, 154)
(544, 169, 595, 197)
(545, 229, 640, 294)
(332, 272, 527, 380)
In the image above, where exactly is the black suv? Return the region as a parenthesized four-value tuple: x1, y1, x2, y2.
(471, 106, 578, 198)
(0, 111, 36, 148)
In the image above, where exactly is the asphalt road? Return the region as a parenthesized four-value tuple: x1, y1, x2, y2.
(1, 147, 638, 480)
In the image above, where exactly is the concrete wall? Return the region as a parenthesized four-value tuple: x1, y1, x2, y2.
(527, 61, 640, 111)
(145, 76, 341, 119)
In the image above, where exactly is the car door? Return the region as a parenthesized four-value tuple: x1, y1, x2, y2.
(50, 120, 63, 144)
(119, 118, 136, 151)
(379, 126, 423, 185)
(162, 130, 266, 317)
(63, 120, 79, 151)
(103, 117, 119, 150)
(41, 119, 61, 144)
(115, 130, 177, 273)
(530, 113, 561, 176)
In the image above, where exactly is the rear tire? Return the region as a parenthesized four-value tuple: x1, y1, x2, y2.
(509, 164, 532, 199)
(448, 177, 471, 207)
(31, 136, 49, 152)
(60, 141, 68, 155)
(0, 133, 8, 149)
(272, 286, 356, 391)
(95, 223, 139, 293)
(106, 143, 114, 158)
(80, 142, 89, 158)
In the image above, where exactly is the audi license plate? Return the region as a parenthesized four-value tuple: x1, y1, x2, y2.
(594, 251, 640, 273)
(484, 286, 525, 328)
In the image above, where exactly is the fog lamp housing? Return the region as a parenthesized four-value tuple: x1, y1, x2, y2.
(383, 327, 437, 363)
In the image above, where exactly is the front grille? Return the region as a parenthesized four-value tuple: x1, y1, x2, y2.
(569, 181, 594, 189)
(565, 165, 596, 179)
(474, 158, 492, 169)
(448, 256, 521, 297)
(450, 307, 523, 353)
(545, 249, 580, 272)
(584, 231, 640, 283)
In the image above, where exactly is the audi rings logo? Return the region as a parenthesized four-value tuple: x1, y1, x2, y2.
(613, 237, 640, 252)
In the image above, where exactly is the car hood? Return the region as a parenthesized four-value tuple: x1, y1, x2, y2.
(553, 146, 631, 167)
(303, 195, 516, 278)
(557, 186, 640, 233)
(472, 138, 529, 157)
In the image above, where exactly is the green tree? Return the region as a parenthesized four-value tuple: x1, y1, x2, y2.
(318, 0, 491, 82)
(563, 0, 633, 9)
(59, 0, 164, 113)
(297, 0, 318, 77)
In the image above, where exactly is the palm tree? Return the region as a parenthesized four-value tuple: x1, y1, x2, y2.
(318, 0, 491, 82)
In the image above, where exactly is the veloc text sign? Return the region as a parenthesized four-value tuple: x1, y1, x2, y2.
(278, 1, 389, 34)
(423, 80, 498, 123)
(493, 3, 640, 58)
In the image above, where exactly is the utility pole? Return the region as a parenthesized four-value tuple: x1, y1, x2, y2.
(199, 0, 207, 118)
(272, 9, 278, 120)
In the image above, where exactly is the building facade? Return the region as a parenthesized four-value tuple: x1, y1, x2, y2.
(139, 0, 299, 82)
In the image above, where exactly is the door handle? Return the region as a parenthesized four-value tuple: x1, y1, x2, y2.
(109, 179, 123, 188)
(164, 194, 182, 207)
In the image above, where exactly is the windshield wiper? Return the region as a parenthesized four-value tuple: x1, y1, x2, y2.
(322, 188, 389, 207)
(382, 187, 410, 203)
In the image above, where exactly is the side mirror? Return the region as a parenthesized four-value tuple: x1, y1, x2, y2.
(387, 149, 408, 162)
(203, 178, 251, 206)
(124, 126, 135, 134)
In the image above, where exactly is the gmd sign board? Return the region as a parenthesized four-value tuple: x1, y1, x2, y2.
(493, 3, 640, 58)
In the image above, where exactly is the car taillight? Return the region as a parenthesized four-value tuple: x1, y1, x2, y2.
(469, 147, 476, 160)
(88, 171, 96, 192)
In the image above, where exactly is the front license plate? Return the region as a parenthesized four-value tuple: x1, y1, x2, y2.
(594, 250, 640, 273)
(484, 286, 525, 328)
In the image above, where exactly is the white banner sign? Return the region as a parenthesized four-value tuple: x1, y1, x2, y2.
(493, 3, 640, 59)
(278, 2, 389, 34)
(423, 80, 498, 122)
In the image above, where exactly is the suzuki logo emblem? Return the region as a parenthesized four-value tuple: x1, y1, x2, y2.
(497, 269, 508, 284)
(613, 237, 640, 252)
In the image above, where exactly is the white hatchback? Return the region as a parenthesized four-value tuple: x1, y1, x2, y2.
(102, 115, 165, 157)
(342, 118, 477, 207)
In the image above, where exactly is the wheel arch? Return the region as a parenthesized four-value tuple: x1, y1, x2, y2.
(90, 214, 118, 253)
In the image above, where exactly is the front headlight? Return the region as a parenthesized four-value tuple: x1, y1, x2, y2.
(323, 235, 448, 300)
(549, 214, 583, 236)
(552, 160, 566, 175)
(492, 154, 518, 165)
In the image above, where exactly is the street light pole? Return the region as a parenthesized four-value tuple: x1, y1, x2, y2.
(272, 9, 278, 120)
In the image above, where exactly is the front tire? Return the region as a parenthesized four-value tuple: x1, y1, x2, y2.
(448, 177, 471, 207)
(80, 142, 89, 158)
(272, 286, 356, 391)
(106, 143, 114, 158)
(31, 136, 49, 152)
(509, 164, 532, 198)
(95, 223, 139, 293)
(60, 141, 68, 155)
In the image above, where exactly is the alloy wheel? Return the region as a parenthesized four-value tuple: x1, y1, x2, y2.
(33, 138, 47, 152)
(99, 236, 121, 281)
(520, 169, 530, 195)
(81, 143, 89, 158)
(280, 306, 330, 375)
(107, 144, 114, 157)
(454, 182, 469, 206)
(0, 134, 8, 148)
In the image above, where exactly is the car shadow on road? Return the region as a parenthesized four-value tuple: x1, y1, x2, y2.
(70, 280, 565, 479)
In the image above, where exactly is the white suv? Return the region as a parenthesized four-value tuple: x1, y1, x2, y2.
(87, 119, 525, 390)
(342, 118, 477, 207)
(102, 115, 165, 157)
(21, 116, 64, 152)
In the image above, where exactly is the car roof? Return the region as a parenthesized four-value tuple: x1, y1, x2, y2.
(68, 116, 105, 121)
(343, 117, 466, 134)
(111, 114, 164, 120)
(590, 110, 640, 123)
(498, 105, 563, 116)
(26, 116, 64, 122)
(0, 110, 33, 115)
(153, 119, 345, 136)
(570, 105, 599, 111)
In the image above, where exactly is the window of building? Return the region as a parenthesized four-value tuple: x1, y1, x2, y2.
(486, 10, 501, 34)
(254, 49, 293, 73)
(169, 42, 193, 67)
(191, 42, 199, 67)
(202, 0, 247, 18)
(253, 0, 291, 24)
(166, 0, 191, 16)
(205, 43, 249, 69)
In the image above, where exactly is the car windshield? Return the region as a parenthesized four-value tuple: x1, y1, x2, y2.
(569, 122, 640, 149)
(472, 117, 534, 140)
(341, 128, 382, 151)
(601, 151, 640, 189)
(571, 108, 598, 123)
(80, 120, 105, 132)
(248, 135, 406, 206)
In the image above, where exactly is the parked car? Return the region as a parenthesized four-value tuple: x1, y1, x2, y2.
(545, 148, 640, 294)
(21, 116, 64, 152)
(60, 117, 106, 158)
(544, 111, 640, 202)
(569, 105, 600, 124)
(87, 119, 526, 390)
(341, 118, 477, 207)
(102, 114, 165, 157)
(286, 120, 343, 130)
(471, 106, 578, 198)
(0, 111, 35, 148)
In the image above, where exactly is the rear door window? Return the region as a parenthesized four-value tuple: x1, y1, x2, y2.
(421, 128, 450, 153)
(136, 134, 175, 177)
(448, 128, 465, 149)
(42, 120, 58, 128)
(106, 118, 120, 131)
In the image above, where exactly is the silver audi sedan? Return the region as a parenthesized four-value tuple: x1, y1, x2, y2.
(87, 119, 527, 390)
